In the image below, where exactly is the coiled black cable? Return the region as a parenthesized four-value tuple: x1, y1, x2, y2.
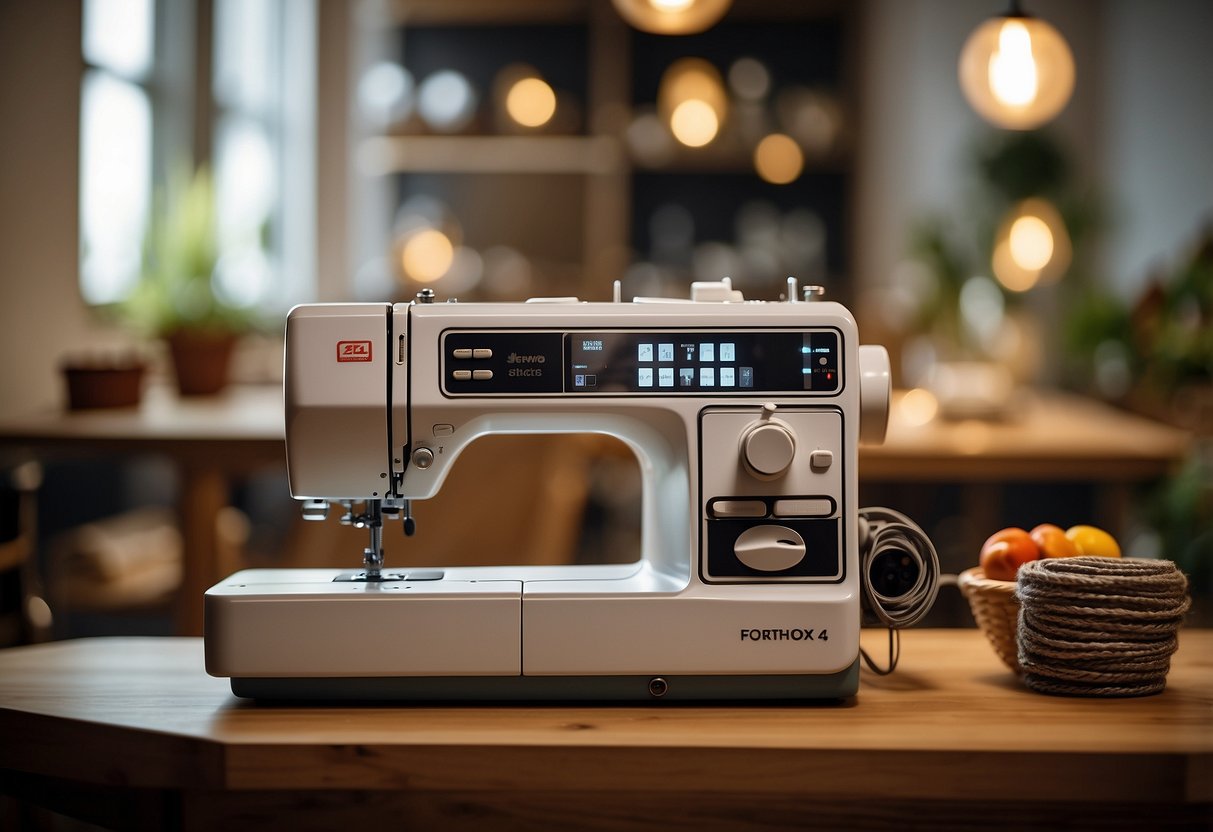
(857, 507, 940, 674)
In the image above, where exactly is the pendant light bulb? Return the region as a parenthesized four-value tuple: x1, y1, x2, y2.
(959, 8, 1074, 130)
(612, 0, 731, 35)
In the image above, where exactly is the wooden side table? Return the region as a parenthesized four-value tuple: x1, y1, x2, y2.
(0, 385, 284, 635)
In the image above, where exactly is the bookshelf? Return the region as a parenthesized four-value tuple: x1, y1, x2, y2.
(351, 0, 856, 302)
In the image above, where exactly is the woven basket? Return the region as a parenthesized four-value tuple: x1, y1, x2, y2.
(958, 567, 1021, 673)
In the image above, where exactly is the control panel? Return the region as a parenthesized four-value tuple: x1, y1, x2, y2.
(699, 406, 845, 583)
(441, 328, 842, 396)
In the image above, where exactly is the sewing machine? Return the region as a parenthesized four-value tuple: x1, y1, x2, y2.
(205, 279, 917, 700)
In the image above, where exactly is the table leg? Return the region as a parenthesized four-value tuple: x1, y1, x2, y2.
(177, 465, 226, 636)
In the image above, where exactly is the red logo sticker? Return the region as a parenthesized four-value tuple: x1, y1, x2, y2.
(336, 340, 373, 362)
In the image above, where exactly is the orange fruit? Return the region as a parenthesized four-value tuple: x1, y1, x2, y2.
(1030, 523, 1081, 559)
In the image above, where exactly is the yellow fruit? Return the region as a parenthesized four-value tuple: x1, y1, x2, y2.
(1064, 525, 1122, 558)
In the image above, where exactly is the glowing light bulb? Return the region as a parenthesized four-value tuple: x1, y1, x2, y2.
(753, 133, 804, 184)
(505, 77, 556, 128)
(989, 20, 1038, 107)
(669, 99, 719, 147)
(991, 198, 1071, 291)
(959, 13, 1074, 130)
(401, 229, 454, 283)
(649, 0, 694, 10)
(1008, 215, 1053, 271)
(658, 58, 727, 148)
(992, 239, 1037, 292)
(612, 0, 731, 35)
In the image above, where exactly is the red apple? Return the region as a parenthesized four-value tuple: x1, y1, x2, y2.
(979, 527, 1040, 581)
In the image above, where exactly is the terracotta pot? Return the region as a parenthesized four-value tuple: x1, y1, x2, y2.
(62, 362, 146, 410)
(166, 330, 237, 396)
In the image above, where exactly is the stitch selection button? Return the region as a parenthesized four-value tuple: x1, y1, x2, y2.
(452, 370, 472, 381)
(710, 500, 767, 518)
(452, 348, 473, 359)
(773, 499, 833, 517)
(472, 369, 494, 380)
(473, 348, 493, 359)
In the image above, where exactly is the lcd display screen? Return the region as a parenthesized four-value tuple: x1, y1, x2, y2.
(565, 330, 839, 394)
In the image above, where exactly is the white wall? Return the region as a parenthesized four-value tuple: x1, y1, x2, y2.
(856, 0, 1212, 302)
(0, 0, 136, 418)
(855, 0, 991, 291)
(1100, 0, 1213, 299)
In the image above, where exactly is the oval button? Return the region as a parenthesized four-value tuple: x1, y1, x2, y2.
(710, 499, 767, 518)
(733, 525, 806, 572)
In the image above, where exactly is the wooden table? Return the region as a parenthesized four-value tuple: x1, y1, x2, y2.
(863, 389, 1192, 481)
(0, 629, 1209, 831)
(0, 385, 284, 635)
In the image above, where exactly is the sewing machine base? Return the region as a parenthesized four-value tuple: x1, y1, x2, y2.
(229, 662, 859, 702)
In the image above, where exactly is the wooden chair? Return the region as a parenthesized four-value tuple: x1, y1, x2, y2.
(0, 462, 51, 646)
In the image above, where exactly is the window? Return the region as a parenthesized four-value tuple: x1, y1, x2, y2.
(79, 0, 155, 305)
(212, 0, 316, 310)
(79, 0, 316, 312)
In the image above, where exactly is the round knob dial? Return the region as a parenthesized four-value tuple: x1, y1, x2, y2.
(411, 447, 435, 469)
(740, 421, 797, 478)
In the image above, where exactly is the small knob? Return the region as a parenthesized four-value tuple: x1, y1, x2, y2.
(411, 447, 435, 469)
(739, 410, 797, 478)
(416, 288, 436, 303)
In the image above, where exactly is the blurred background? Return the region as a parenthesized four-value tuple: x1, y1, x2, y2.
(0, 0, 1209, 641)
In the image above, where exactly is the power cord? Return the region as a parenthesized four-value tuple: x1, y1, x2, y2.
(856, 507, 940, 675)
(859, 628, 901, 676)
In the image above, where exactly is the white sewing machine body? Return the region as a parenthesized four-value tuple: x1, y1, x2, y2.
(205, 284, 891, 700)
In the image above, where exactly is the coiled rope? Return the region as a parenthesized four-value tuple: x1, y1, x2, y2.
(1016, 557, 1190, 697)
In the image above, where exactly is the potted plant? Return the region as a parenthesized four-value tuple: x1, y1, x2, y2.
(122, 167, 254, 396)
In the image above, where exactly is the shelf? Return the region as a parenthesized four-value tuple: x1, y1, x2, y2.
(632, 146, 851, 176)
(390, 0, 849, 26)
(355, 2, 855, 293)
(389, 0, 588, 26)
(357, 135, 624, 176)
